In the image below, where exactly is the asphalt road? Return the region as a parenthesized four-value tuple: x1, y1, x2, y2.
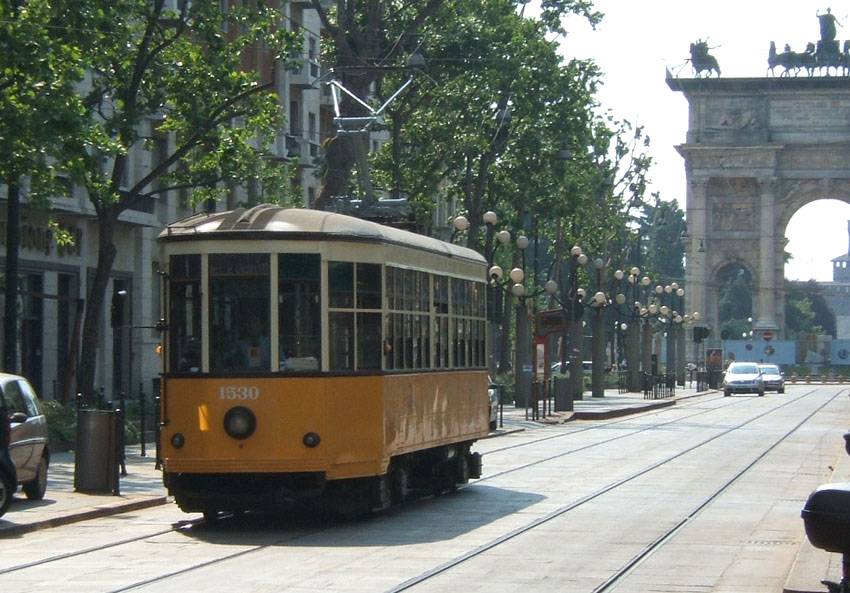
(1, 385, 847, 593)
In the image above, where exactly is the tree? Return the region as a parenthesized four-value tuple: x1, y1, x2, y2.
(0, 0, 88, 373)
(717, 265, 753, 340)
(786, 280, 834, 338)
(309, 0, 602, 210)
(636, 197, 686, 283)
(60, 1, 300, 401)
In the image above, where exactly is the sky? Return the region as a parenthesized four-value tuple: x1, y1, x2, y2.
(549, 0, 850, 281)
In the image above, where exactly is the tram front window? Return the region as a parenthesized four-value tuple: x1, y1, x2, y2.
(209, 253, 271, 373)
(279, 253, 321, 371)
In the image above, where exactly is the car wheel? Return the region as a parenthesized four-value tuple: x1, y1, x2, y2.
(758, 389, 765, 397)
(489, 419, 497, 431)
(23, 455, 48, 500)
(724, 389, 731, 397)
(0, 471, 13, 518)
(778, 387, 785, 394)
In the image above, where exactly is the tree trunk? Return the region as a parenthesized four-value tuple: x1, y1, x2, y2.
(77, 210, 118, 403)
(3, 180, 20, 373)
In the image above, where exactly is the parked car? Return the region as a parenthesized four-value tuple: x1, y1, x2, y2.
(722, 362, 764, 397)
(0, 403, 16, 518)
(0, 373, 50, 506)
(758, 363, 785, 393)
(487, 379, 499, 431)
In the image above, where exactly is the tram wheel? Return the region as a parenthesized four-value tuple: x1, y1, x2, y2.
(390, 464, 411, 504)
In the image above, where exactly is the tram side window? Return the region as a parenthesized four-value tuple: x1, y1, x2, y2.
(169, 254, 201, 373)
(328, 262, 383, 371)
(209, 254, 271, 373)
(279, 254, 321, 372)
(450, 278, 486, 368)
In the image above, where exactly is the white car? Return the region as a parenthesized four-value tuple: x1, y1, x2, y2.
(0, 373, 50, 516)
(758, 364, 785, 393)
(723, 362, 765, 397)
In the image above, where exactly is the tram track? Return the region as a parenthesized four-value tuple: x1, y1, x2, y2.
(111, 389, 831, 593)
(484, 391, 736, 456)
(1, 387, 832, 593)
(381, 387, 843, 593)
(0, 394, 734, 577)
(477, 391, 780, 484)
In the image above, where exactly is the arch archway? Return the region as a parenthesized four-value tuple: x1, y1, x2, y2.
(670, 76, 850, 342)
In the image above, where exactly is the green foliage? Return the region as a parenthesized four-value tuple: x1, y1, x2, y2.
(0, 0, 88, 201)
(41, 400, 77, 452)
(785, 280, 835, 338)
(636, 197, 686, 283)
(717, 265, 753, 323)
(62, 0, 301, 211)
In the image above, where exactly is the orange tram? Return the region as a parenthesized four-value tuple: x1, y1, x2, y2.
(158, 205, 491, 518)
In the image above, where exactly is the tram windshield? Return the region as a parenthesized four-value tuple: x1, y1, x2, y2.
(279, 254, 321, 371)
(209, 253, 270, 373)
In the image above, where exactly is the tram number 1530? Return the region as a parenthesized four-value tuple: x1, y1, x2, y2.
(219, 386, 261, 400)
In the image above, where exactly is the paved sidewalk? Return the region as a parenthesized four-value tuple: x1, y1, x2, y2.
(0, 445, 167, 538)
(0, 385, 710, 538)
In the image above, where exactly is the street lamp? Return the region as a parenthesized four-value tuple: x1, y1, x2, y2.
(467, 212, 535, 407)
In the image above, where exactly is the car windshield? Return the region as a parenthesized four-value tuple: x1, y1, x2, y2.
(759, 365, 780, 374)
(728, 363, 759, 374)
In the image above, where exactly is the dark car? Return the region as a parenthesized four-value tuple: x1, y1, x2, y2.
(723, 362, 765, 397)
(0, 373, 50, 507)
(0, 402, 16, 518)
(758, 363, 785, 393)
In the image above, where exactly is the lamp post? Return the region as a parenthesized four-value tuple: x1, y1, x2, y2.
(458, 213, 533, 407)
(478, 211, 513, 377)
(622, 267, 642, 392)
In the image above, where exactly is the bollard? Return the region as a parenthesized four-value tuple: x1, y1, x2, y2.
(116, 403, 127, 478)
(138, 382, 146, 457)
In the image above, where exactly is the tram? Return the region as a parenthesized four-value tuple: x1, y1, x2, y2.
(158, 205, 490, 517)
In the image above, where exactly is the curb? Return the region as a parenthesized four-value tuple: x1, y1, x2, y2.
(0, 496, 169, 538)
(572, 399, 676, 420)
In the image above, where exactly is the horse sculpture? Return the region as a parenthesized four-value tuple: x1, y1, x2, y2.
(815, 39, 842, 75)
(767, 41, 816, 77)
(690, 40, 720, 77)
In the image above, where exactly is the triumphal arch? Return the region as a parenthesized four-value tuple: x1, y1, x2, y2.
(668, 76, 850, 339)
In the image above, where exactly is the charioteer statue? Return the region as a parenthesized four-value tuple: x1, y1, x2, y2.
(767, 8, 848, 77)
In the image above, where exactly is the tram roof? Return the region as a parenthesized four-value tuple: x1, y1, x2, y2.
(159, 204, 486, 265)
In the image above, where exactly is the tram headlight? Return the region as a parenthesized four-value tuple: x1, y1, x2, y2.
(171, 433, 185, 449)
(223, 406, 257, 440)
(303, 432, 321, 448)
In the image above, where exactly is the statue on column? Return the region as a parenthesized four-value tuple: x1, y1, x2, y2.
(815, 8, 843, 75)
(817, 8, 839, 41)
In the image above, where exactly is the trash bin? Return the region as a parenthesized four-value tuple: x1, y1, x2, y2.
(553, 376, 572, 412)
(74, 410, 119, 494)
